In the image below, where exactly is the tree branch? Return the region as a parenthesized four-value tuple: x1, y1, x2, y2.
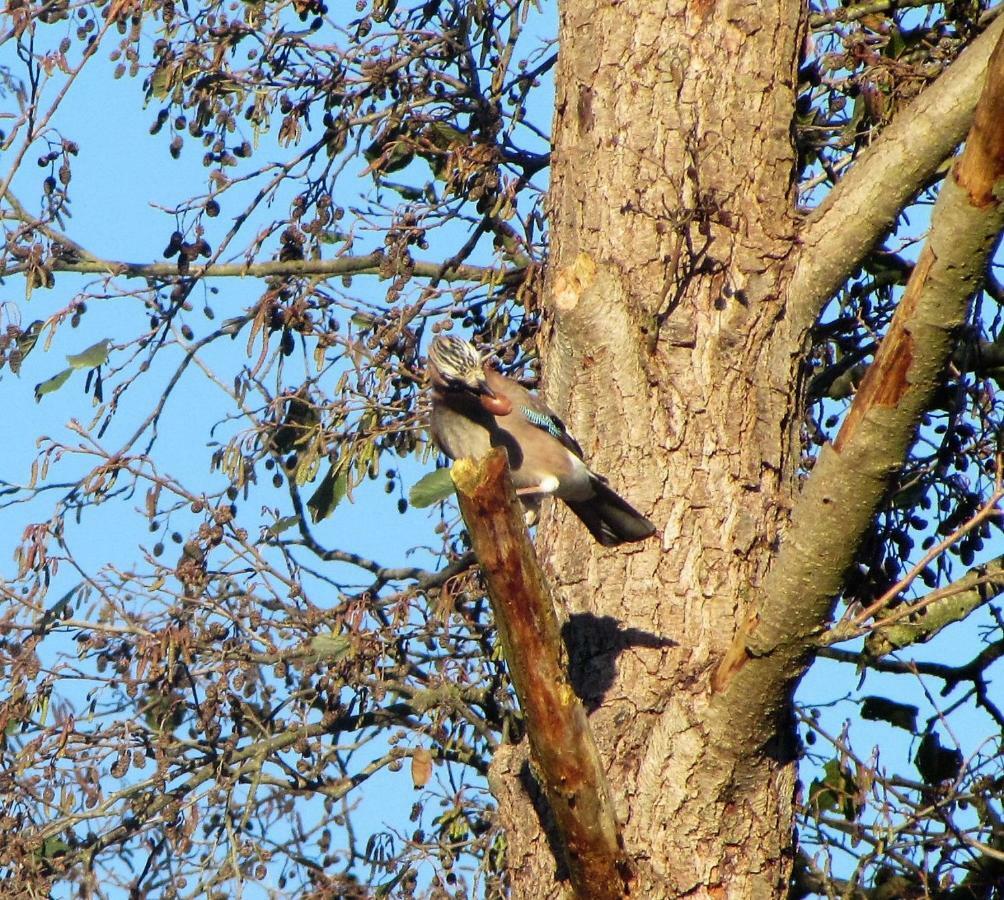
(788, 14, 1004, 336)
(713, 34, 1004, 699)
(808, 0, 935, 27)
(0, 249, 522, 285)
(451, 449, 630, 900)
(810, 331, 1004, 401)
(860, 554, 1004, 655)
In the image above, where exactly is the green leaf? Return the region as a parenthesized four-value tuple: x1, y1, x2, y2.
(35, 835, 69, 862)
(860, 696, 918, 732)
(307, 464, 347, 523)
(375, 866, 412, 898)
(267, 516, 300, 536)
(425, 121, 468, 149)
(316, 229, 350, 245)
(383, 146, 414, 173)
(841, 96, 866, 143)
(294, 447, 321, 486)
(382, 180, 424, 201)
(886, 25, 907, 59)
(34, 367, 73, 402)
(12, 320, 45, 374)
(307, 632, 353, 662)
(409, 468, 455, 508)
(809, 758, 859, 821)
(66, 339, 111, 369)
(148, 63, 175, 101)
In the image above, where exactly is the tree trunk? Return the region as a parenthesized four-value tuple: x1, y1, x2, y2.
(495, 2, 807, 896)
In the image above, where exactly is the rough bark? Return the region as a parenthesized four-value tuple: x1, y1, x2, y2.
(715, 31, 1004, 698)
(501, 2, 806, 897)
(496, 3, 1004, 899)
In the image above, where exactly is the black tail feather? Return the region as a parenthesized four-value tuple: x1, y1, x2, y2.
(565, 480, 656, 546)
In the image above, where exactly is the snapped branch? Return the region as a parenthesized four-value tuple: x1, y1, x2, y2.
(451, 449, 630, 900)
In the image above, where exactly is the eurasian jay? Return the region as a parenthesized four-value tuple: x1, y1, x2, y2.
(426, 335, 656, 546)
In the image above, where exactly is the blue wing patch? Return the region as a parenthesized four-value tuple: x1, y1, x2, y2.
(521, 405, 564, 439)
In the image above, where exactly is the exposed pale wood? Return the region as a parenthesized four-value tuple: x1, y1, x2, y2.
(955, 32, 1004, 206)
(452, 450, 629, 900)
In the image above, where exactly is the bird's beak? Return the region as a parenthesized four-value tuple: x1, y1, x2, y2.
(475, 378, 497, 398)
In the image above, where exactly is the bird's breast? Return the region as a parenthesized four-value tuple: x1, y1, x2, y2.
(430, 404, 494, 461)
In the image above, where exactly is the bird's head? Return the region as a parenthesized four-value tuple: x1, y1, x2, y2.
(427, 335, 514, 416)
(428, 336, 492, 395)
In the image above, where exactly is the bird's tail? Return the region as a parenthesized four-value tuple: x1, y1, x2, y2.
(565, 479, 656, 546)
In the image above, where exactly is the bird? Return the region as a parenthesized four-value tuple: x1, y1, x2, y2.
(426, 335, 656, 546)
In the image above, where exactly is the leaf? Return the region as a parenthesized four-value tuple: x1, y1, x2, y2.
(148, 62, 177, 101)
(411, 748, 433, 788)
(12, 320, 45, 374)
(294, 446, 321, 486)
(383, 181, 424, 201)
(374, 866, 410, 898)
(364, 129, 414, 174)
(34, 367, 73, 402)
(809, 758, 858, 821)
(307, 632, 353, 662)
(915, 732, 963, 785)
(35, 584, 78, 635)
(316, 229, 350, 245)
(307, 464, 347, 523)
(409, 468, 455, 508)
(841, 96, 867, 143)
(886, 25, 907, 59)
(425, 121, 468, 149)
(35, 835, 69, 862)
(860, 696, 918, 732)
(267, 516, 300, 536)
(66, 339, 111, 369)
(269, 389, 318, 455)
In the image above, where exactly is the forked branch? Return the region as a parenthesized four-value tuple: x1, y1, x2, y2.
(712, 33, 1004, 709)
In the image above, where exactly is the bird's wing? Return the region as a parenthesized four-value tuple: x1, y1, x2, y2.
(518, 404, 585, 459)
(486, 368, 586, 459)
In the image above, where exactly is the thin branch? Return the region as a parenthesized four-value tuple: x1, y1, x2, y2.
(0, 249, 524, 285)
(808, 0, 940, 27)
(856, 555, 1004, 655)
(849, 472, 1004, 628)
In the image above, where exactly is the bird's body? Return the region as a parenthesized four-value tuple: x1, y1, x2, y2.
(426, 336, 656, 546)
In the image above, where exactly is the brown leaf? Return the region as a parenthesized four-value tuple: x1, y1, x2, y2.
(411, 748, 433, 789)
